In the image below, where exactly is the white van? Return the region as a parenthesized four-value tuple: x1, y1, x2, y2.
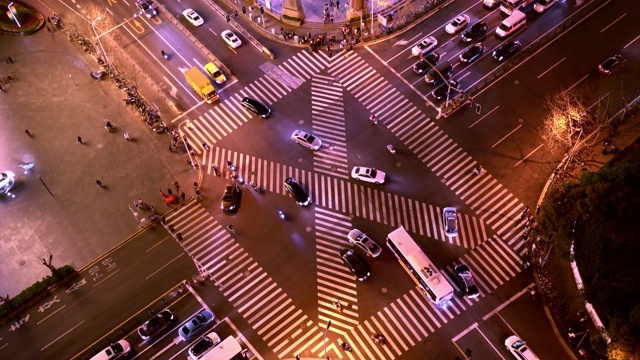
(496, 10, 526, 38)
(90, 340, 131, 360)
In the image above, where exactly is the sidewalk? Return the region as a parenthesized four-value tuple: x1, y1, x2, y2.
(0, 2, 199, 299)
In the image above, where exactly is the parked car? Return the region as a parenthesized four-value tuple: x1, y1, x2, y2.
(534, 0, 556, 13)
(138, 309, 175, 340)
(461, 21, 487, 43)
(442, 207, 458, 237)
(505, 335, 539, 360)
(460, 43, 485, 63)
(598, 54, 625, 75)
(241, 96, 271, 118)
(291, 130, 322, 150)
(221, 30, 242, 48)
(454, 264, 479, 298)
(204, 62, 226, 84)
(411, 36, 438, 57)
(347, 229, 382, 258)
(221, 184, 239, 212)
(351, 166, 386, 184)
(284, 177, 310, 206)
(431, 79, 459, 100)
(339, 248, 371, 281)
(445, 14, 470, 34)
(179, 310, 215, 341)
(188, 332, 221, 359)
(183, 9, 204, 26)
(492, 40, 522, 62)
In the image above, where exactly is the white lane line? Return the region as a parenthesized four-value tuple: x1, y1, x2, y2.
(41, 321, 85, 351)
(469, 105, 499, 128)
(624, 33, 640, 48)
(492, 125, 522, 148)
(513, 143, 545, 167)
(537, 57, 565, 79)
(600, 13, 626, 33)
(565, 74, 589, 93)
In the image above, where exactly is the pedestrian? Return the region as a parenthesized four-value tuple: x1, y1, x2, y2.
(195, 189, 202, 201)
(0, 84, 3, 92)
(468, 97, 473, 107)
(181, 192, 186, 201)
(193, 181, 199, 189)
(169, 144, 173, 152)
(47, 16, 50, 23)
(370, 113, 377, 124)
(96, 180, 103, 187)
(336, 0, 340, 8)
(124, 132, 131, 141)
(330, 14, 334, 23)
(25, 129, 31, 137)
(77, 136, 83, 144)
(167, 188, 173, 196)
(174, 181, 180, 191)
(227, 224, 235, 233)
(520, 206, 529, 220)
(536, 205, 541, 216)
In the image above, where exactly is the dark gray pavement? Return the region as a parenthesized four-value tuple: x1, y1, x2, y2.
(0, 4, 198, 298)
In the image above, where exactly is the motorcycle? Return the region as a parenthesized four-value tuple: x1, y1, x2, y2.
(372, 333, 387, 345)
(333, 300, 343, 313)
(277, 209, 285, 220)
(212, 165, 221, 177)
(161, 50, 169, 60)
(90, 70, 105, 81)
(387, 144, 396, 154)
(226, 160, 237, 171)
(341, 342, 352, 352)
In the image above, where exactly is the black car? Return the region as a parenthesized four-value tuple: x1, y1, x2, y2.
(598, 54, 625, 75)
(136, 0, 157, 18)
(431, 79, 459, 100)
(492, 40, 522, 62)
(339, 248, 371, 281)
(221, 183, 240, 212)
(284, 177, 310, 206)
(241, 97, 271, 118)
(138, 309, 175, 340)
(454, 264, 479, 298)
(461, 21, 488, 43)
(460, 43, 485, 64)
(413, 52, 441, 75)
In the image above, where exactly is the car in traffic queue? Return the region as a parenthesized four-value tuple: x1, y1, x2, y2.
(90, 340, 131, 360)
(138, 309, 175, 340)
(493, 40, 522, 62)
(461, 21, 488, 43)
(284, 177, 310, 206)
(460, 43, 485, 64)
(291, 130, 322, 150)
(431, 79, 459, 101)
(241, 96, 271, 118)
(221, 183, 240, 212)
(204, 63, 226, 84)
(221, 30, 242, 48)
(351, 166, 386, 184)
(454, 264, 479, 298)
(413, 52, 441, 75)
(183, 8, 204, 26)
(188, 332, 222, 360)
(446, 14, 470, 34)
(347, 229, 382, 258)
(178, 310, 215, 341)
(598, 54, 625, 75)
(442, 207, 458, 237)
(136, 0, 157, 18)
(505, 335, 539, 360)
(339, 248, 371, 281)
(534, 0, 556, 13)
(411, 36, 438, 57)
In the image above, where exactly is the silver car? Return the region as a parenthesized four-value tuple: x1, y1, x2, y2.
(442, 207, 458, 237)
(291, 130, 322, 150)
(347, 229, 382, 258)
(178, 309, 215, 341)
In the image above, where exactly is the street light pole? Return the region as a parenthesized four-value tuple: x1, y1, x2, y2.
(36, 175, 54, 197)
(91, 17, 110, 67)
(323, 320, 332, 360)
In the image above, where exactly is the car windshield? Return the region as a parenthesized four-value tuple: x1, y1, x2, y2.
(367, 169, 377, 177)
(304, 134, 315, 142)
(192, 338, 213, 355)
(111, 343, 124, 354)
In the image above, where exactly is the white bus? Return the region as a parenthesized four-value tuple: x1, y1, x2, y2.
(387, 226, 454, 305)
(500, 0, 534, 15)
(201, 336, 245, 360)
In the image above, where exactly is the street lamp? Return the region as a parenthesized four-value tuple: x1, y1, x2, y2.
(323, 320, 331, 360)
(91, 17, 110, 67)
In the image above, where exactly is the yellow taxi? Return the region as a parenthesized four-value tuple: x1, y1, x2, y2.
(204, 63, 226, 84)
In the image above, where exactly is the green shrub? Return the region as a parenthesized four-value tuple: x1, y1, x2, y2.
(282, 14, 301, 22)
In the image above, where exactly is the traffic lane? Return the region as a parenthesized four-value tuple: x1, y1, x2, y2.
(12, 227, 193, 359)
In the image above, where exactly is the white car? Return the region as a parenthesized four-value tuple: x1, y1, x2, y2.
(445, 14, 470, 34)
(505, 335, 539, 360)
(442, 207, 458, 237)
(183, 9, 204, 26)
(411, 36, 437, 57)
(351, 167, 385, 184)
(291, 130, 322, 150)
(188, 332, 221, 360)
(0, 171, 16, 195)
(534, 0, 556, 13)
(221, 30, 242, 48)
(348, 229, 382, 258)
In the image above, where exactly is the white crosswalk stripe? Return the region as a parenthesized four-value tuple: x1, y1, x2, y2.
(311, 75, 349, 178)
(327, 53, 530, 250)
(164, 201, 322, 358)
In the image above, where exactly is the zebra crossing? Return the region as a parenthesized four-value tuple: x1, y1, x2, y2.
(314, 208, 360, 335)
(181, 51, 330, 153)
(326, 54, 530, 252)
(310, 75, 350, 178)
(164, 201, 323, 359)
(199, 149, 489, 249)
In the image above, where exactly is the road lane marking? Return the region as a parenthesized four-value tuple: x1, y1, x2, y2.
(41, 321, 84, 351)
(624, 33, 640, 49)
(537, 57, 565, 79)
(492, 125, 522, 148)
(469, 105, 499, 128)
(600, 13, 626, 33)
(565, 74, 589, 93)
(514, 143, 545, 167)
(37, 305, 67, 325)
